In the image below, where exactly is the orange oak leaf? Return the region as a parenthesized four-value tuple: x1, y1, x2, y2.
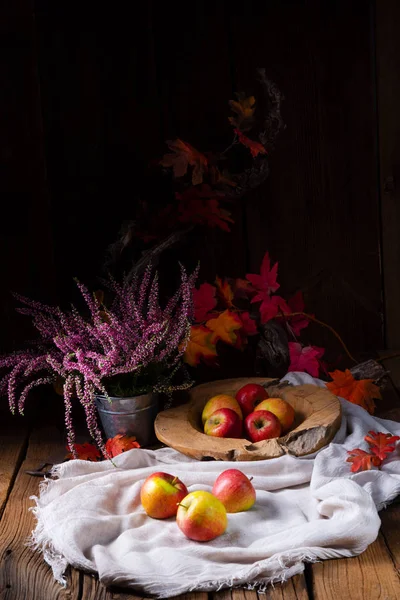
(364, 431, 400, 460)
(206, 309, 242, 346)
(326, 370, 381, 414)
(66, 443, 101, 461)
(235, 129, 267, 158)
(346, 448, 382, 473)
(229, 94, 256, 132)
(105, 434, 141, 457)
(193, 282, 217, 322)
(184, 325, 218, 366)
(215, 276, 234, 308)
(160, 139, 207, 185)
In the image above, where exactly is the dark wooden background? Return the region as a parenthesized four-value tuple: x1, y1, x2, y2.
(0, 0, 389, 367)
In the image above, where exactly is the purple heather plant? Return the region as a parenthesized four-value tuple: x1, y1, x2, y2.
(0, 264, 197, 456)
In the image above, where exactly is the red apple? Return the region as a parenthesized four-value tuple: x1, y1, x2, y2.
(202, 394, 243, 424)
(140, 472, 188, 519)
(255, 397, 295, 433)
(244, 410, 281, 442)
(235, 383, 269, 417)
(212, 469, 256, 513)
(176, 490, 227, 541)
(204, 408, 243, 438)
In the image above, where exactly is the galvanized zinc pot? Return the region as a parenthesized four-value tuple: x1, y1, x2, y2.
(95, 392, 159, 446)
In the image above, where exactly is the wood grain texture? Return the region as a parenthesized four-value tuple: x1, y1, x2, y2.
(155, 379, 341, 461)
(0, 427, 78, 600)
(212, 576, 309, 600)
(0, 416, 29, 520)
(310, 532, 400, 600)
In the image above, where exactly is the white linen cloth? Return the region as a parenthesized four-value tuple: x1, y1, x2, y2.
(30, 373, 400, 597)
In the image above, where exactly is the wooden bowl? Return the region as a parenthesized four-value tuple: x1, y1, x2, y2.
(155, 377, 342, 461)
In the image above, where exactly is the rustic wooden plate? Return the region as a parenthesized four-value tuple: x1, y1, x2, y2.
(155, 377, 342, 461)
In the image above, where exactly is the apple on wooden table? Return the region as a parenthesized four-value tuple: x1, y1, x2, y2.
(255, 397, 295, 433)
(176, 490, 227, 541)
(201, 394, 243, 424)
(244, 409, 281, 442)
(212, 468, 256, 513)
(235, 383, 269, 417)
(140, 472, 188, 519)
(204, 407, 243, 438)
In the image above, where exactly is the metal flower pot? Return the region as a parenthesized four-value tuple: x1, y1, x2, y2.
(95, 392, 159, 447)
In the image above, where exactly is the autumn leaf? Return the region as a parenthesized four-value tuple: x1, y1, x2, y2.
(288, 342, 325, 378)
(326, 370, 381, 414)
(105, 434, 141, 458)
(229, 94, 256, 132)
(215, 276, 234, 308)
(364, 431, 400, 461)
(239, 311, 258, 336)
(184, 325, 218, 366)
(206, 309, 242, 346)
(282, 291, 311, 336)
(234, 278, 252, 299)
(246, 252, 280, 299)
(209, 166, 237, 188)
(176, 186, 234, 231)
(258, 294, 291, 324)
(235, 129, 267, 158)
(193, 283, 217, 322)
(346, 448, 382, 473)
(160, 139, 207, 185)
(66, 443, 101, 461)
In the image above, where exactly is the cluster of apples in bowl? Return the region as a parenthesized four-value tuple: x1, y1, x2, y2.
(202, 383, 295, 442)
(140, 468, 255, 542)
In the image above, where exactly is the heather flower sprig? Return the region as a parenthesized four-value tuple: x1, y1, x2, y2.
(0, 264, 197, 456)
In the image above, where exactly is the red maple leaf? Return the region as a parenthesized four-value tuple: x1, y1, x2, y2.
(284, 291, 311, 336)
(235, 129, 267, 158)
(160, 139, 208, 185)
(239, 311, 258, 335)
(176, 186, 234, 231)
(288, 342, 325, 377)
(364, 431, 400, 461)
(346, 448, 382, 473)
(258, 294, 291, 324)
(66, 443, 101, 461)
(246, 252, 280, 297)
(105, 434, 140, 458)
(193, 283, 217, 322)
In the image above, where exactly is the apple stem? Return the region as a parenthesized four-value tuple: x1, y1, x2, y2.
(171, 477, 178, 485)
(176, 502, 187, 508)
(249, 477, 254, 482)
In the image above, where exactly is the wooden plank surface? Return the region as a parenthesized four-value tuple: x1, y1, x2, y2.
(0, 426, 77, 600)
(310, 532, 400, 600)
(212, 577, 309, 600)
(0, 414, 29, 519)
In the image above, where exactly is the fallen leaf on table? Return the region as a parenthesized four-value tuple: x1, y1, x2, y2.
(206, 309, 242, 346)
(160, 139, 207, 185)
(183, 325, 218, 366)
(346, 448, 382, 472)
(105, 434, 141, 458)
(288, 343, 325, 378)
(193, 282, 217, 322)
(326, 369, 381, 414)
(66, 443, 101, 462)
(364, 431, 400, 460)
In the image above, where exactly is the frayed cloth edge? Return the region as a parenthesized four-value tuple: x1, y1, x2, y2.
(27, 464, 69, 586)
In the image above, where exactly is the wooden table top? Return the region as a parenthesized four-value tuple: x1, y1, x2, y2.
(1, 361, 400, 599)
